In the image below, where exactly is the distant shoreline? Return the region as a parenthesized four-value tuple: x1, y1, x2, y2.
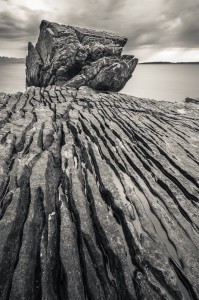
(1, 56, 199, 65)
(139, 62, 199, 64)
(0, 62, 25, 64)
(0, 57, 25, 64)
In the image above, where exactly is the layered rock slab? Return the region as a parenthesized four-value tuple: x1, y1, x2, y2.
(26, 20, 138, 91)
(0, 86, 199, 299)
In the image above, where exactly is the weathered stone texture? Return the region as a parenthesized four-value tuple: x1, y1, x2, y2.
(0, 86, 198, 299)
(26, 20, 138, 91)
(185, 97, 199, 105)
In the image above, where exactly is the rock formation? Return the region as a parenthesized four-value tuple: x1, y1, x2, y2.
(0, 85, 199, 300)
(185, 97, 199, 105)
(26, 20, 138, 91)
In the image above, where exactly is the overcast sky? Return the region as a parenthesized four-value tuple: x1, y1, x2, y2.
(0, 0, 199, 62)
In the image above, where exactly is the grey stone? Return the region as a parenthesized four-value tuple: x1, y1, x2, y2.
(26, 20, 138, 92)
(0, 86, 198, 299)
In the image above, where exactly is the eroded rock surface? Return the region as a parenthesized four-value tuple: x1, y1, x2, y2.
(0, 86, 198, 299)
(26, 20, 138, 91)
(185, 97, 199, 105)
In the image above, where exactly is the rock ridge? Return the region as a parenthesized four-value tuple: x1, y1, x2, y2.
(0, 85, 198, 299)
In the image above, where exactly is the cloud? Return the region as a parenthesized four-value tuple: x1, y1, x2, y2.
(0, 0, 199, 60)
(156, 0, 199, 47)
(0, 8, 42, 41)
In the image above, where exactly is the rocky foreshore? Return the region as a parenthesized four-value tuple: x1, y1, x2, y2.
(0, 85, 198, 300)
(0, 21, 199, 300)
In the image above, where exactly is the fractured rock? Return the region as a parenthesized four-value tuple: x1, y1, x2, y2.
(0, 86, 199, 299)
(26, 20, 138, 91)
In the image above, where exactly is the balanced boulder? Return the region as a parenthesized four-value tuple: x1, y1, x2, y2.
(26, 20, 138, 91)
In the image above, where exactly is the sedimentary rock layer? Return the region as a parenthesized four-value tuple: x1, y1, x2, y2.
(0, 86, 198, 299)
(185, 97, 199, 105)
(26, 20, 138, 91)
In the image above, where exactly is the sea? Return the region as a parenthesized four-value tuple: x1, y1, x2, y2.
(0, 63, 199, 102)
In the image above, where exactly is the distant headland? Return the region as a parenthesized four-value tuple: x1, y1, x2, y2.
(140, 61, 199, 64)
(0, 56, 25, 64)
(1, 56, 199, 65)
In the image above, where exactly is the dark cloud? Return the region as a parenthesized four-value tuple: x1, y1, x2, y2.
(56, 0, 199, 50)
(0, 7, 41, 41)
(57, 0, 126, 33)
(155, 0, 199, 47)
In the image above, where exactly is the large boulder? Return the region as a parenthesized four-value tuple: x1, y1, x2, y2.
(26, 20, 138, 91)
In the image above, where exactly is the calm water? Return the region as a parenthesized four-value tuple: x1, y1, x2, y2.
(0, 63, 26, 94)
(123, 64, 199, 102)
(0, 63, 199, 102)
